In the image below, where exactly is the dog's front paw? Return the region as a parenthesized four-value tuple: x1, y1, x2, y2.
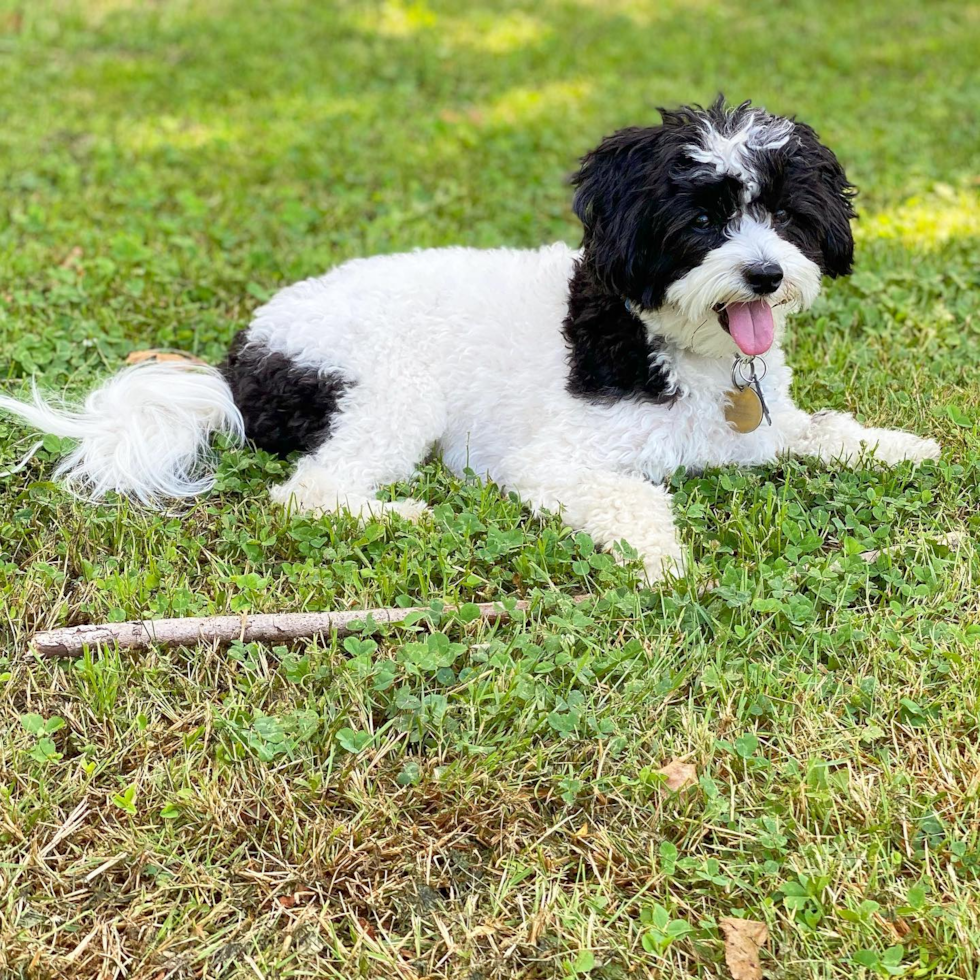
(803, 413, 941, 468)
(383, 497, 431, 522)
(868, 430, 941, 466)
(636, 536, 687, 585)
(641, 551, 686, 585)
(272, 470, 430, 522)
(608, 532, 685, 585)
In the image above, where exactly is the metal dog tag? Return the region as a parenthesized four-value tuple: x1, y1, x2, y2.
(725, 356, 771, 434)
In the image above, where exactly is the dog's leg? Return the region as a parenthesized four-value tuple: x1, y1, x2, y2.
(271, 379, 446, 521)
(507, 465, 685, 583)
(782, 409, 940, 467)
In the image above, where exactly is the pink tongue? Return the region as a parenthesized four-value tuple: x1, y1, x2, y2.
(726, 301, 774, 356)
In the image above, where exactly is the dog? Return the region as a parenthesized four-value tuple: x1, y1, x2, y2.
(0, 98, 939, 582)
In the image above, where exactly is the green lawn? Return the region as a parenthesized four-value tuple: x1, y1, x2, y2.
(2, 1, 979, 977)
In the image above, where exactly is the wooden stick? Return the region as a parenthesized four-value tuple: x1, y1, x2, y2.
(30, 597, 583, 659)
(29, 532, 965, 658)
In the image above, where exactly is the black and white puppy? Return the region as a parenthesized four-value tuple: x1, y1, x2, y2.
(0, 98, 939, 581)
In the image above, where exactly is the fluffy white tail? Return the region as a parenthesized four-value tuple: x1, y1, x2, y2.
(0, 361, 244, 507)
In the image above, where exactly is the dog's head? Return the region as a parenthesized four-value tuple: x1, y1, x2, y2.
(571, 97, 856, 358)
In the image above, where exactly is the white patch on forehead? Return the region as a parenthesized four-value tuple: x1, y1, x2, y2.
(686, 110, 794, 205)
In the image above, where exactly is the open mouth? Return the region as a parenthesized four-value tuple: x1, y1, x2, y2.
(713, 300, 774, 356)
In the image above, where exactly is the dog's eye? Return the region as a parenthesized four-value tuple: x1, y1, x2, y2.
(773, 208, 789, 223)
(692, 213, 712, 229)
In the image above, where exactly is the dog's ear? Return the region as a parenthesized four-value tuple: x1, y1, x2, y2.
(788, 122, 857, 278)
(571, 125, 677, 301)
(571, 127, 653, 233)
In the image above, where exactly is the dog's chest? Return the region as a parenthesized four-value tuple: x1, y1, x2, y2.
(587, 354, 792, 479)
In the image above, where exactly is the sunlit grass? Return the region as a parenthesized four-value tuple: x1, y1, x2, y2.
(351, 0, 438, 38)
(442, 10, 552, 54)
(858, 188, 980, 248)
(483, 79, 594, 126)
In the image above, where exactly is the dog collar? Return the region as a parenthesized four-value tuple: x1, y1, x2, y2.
(625, 300, 771, 432)
(725, 355, 771, 433)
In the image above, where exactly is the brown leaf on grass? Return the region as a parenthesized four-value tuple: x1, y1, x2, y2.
(438, 107, 485, 125)
(275, 889, 316, 910)
(1, 10, 24, 34)
(60, 246, 84, 268)
(719, 917, 769, 980)
(657, 760, 697, 792)
(125, 349, 208, 366)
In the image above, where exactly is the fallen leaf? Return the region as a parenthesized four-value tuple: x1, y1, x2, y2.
(126, 349, 207, 366)
(1, 10, 24, 33)
(275, 889, 316, 910)
(720, 917, 769, 980)
(60, 246, 84, 268)
(658, 760, 698, 792)
(438, 108, 484, 125)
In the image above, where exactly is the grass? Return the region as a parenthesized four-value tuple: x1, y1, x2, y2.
(1, 0, 979, 977)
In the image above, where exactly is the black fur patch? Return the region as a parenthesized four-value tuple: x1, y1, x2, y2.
(562, 258, 678, 403)
(220, 331, 350, 456)
(563, 97, 856, 400)
(761, 120, 857, 277)
(569, 96, 856, 307)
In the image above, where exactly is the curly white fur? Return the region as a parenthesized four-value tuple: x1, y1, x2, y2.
(0, 244, 939, 579)
(246, 243, 938, 581)
(0, 362, 243, 507)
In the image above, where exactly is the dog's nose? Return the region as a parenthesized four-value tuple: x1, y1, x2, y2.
(744, 263, 784, 295)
